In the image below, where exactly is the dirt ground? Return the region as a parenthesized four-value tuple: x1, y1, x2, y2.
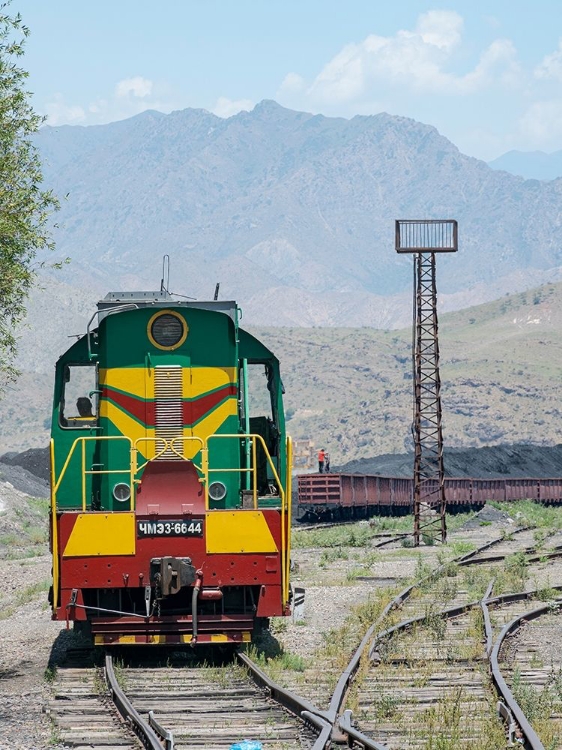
(0, 446, 561, 748)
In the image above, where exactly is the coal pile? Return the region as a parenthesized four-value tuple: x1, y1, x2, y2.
(2, 443, 561, 497)
(337, 444, 562, 479)
(0, 447, 50, 482)
(459, 504, 515, 530)
(0, 448, 50, 498)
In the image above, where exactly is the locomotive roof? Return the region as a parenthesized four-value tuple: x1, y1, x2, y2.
(98, 291, 238, 322)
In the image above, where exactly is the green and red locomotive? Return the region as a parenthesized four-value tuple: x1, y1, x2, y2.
(49, 290, 292, 646)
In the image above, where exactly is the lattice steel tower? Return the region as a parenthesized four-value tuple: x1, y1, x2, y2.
(395, 220, 458, 545)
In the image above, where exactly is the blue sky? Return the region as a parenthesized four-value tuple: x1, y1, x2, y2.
(18, 0, 562, 160)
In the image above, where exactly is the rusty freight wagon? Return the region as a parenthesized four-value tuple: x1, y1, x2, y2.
(297, 474, 562, 520)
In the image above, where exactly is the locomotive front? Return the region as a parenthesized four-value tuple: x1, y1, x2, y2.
(49, 291, 292, 645)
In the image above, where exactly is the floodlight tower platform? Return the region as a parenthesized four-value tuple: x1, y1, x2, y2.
(395, 219, 458, 545)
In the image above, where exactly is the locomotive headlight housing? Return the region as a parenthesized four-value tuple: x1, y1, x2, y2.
(208, 481, 227, 502)
(147, 310, 188, 350)
(113, 482, 131, 503)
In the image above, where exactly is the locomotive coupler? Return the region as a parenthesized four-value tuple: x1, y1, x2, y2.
(150, 557, 196, 597)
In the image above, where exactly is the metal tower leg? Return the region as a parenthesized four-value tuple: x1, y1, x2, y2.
(413, 252, 446, 545)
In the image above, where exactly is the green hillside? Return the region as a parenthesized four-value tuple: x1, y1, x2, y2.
(1, 282, 562, 462)
(253, 282, 562, 463)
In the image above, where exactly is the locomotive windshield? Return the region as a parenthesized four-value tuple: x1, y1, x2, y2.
(59, 363, 99, 428)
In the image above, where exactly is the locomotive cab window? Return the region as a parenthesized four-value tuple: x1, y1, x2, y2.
(240, 362, 280, 496)
(59, 364, 99, 429)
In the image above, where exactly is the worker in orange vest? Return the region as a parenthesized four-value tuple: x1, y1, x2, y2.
(318, 448, 325, 473)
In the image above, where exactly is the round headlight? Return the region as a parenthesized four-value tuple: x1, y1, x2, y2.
(208, 481, 227, 501)
(113, 483, 131, 502)
(150, 312, 186, 348)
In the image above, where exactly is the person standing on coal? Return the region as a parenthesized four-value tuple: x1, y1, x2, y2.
(318, 448, 325, 473)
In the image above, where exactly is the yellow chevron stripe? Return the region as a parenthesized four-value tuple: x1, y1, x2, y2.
(191, 399, 237, 440)
(100, 368, 147, 399)
(101, 399, 149, 441)
(100, 367, 237, 401)
(101, 399, 237, 460)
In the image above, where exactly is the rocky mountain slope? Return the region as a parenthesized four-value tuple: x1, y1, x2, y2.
(37, 101, 562, 327)
(2, 280, 562, 460)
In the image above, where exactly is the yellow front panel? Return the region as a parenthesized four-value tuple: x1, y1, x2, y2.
(102, 399, 150, 442)
(63, 513, 136, 557)
(100, 366, 237, 401)
(206, 511, 278, 554)
(100, 367, 148, 398)
(187, 366, 237, 392)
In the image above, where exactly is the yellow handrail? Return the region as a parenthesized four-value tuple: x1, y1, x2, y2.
(284, 435, 293, 606)
(133, 436, 204, 474)
(53, 435, 134, 510)
(206, 433, 285, 511)
(51, 431, 292, 605)
(50, 439, 59, 611)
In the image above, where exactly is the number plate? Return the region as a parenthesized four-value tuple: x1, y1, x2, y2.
(137, 519, 204, 538)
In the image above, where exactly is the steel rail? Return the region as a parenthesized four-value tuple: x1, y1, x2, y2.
(486, 598, 562, 750)
(321, 533, 510, 747)
(237, 652, 333, 748)
(328, 528, 558, 748)
(338, 710, 389, 750)
(358, 588, 562, 748)
(235, 530, 558, 748)
(104, 654, 166, 750)
(481, 579, 496, 657)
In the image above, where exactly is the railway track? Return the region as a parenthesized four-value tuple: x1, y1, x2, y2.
(115, 652, 317, 749)
(46, 525, 562, 749)
(331, 530, 562, 749)
(46, 650, 138, 749)
(266, 527, 562, 749)
(488, 594, 562, 748)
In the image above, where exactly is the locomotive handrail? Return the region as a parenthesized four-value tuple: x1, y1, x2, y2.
(205, 433, 285, 510)
(133, 435, 205, 474)
(206, 432, 290, 605)
(169, 436, 205, 468)
(86, 303, 139, 360)
(50, 439, 60, 610)
(285, 435, 293, 605)
(53, 435, 134, 511)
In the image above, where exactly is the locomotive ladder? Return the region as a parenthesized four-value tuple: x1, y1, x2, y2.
(395, 219, 458, 545)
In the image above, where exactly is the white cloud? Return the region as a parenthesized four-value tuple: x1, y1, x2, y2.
(278, 72, 306, 95)
(43, 78, 180, 127)
(534, 38, 562, 81)
(44, 93, 86, 126)
(279, 10, 520, 108)
(115, 76, 153, 98)
(415, 9, 462, 51)
(212, 97, 254, 118)
(518, 99, 562, 148)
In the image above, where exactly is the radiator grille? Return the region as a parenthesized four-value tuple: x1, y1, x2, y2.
(154, 366, 183, 459)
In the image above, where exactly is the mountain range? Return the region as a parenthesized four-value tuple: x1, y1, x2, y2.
(4, 102, 562, 458)
(36, 100, 562, 328)
(488, 149, 562, 181)
(3, 280, 562, 459)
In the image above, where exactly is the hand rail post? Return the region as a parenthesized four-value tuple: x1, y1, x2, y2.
(50, 439, 59, 611)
